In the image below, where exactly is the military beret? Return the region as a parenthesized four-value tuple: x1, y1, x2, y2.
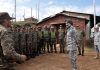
(0, 12, 14, 20)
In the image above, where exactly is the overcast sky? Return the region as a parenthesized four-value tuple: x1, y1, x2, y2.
(0, 0, 100, 21)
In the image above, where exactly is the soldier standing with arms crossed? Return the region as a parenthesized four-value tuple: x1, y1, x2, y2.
(0, 12, 27, 70)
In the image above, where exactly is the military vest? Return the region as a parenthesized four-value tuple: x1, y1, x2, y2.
(38, 31, 43, 39)
(51, 31, 56, 38)
(43, 30, 49, 38)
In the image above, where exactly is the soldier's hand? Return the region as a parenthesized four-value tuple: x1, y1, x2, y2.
(20, 55, 27, 62)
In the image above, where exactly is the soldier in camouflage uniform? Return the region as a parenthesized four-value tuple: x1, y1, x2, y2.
(37, 27, 44, 54)
(10, 27, 19, 54)
(94, 26, 100, 59)
(30, 27, 38, 57)
(14, 27, 21, 54)
(28, 27, 34, 57)
(32, 27, 38, 56)
(20, 27, 27, 55)
(0, 12, 27, 70)
(43, 26, 51, 53)
(76, 25, 85, 56)
(50, 26, 57, 53)
(65, 20, 79, 70)
(25, 27, 30, 59)
(58, 25, 65, 53)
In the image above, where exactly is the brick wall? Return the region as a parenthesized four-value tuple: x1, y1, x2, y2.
(38, 15, 86, 31)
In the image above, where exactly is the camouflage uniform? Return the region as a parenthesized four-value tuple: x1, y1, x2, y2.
(58, 26, 65, 53)
(37, 28, 44, 54)
(66, 26, 78, 70)
(28, 28, 34, 57)
(50, 28, 57, 53)
(43, 28, 51, 53)
(14, 28, 21, 54)
(31, 29, 37, 58)
(76, 29, 85, 56)
(25, 28, 30, 58)
(20, 28, 27, 55)
(32, 28, 38, 57)
(94, 28, 100, 58)
(0, 25, 23, 70)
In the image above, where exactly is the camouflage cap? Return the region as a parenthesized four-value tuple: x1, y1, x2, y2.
(0, 12, 14, 20)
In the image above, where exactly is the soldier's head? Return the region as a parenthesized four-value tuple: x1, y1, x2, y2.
(65, 19, 73, 29)
(59, 25, 63, 29)
(50, 26, 55, 31)
(38, 26, 42, 30)
(13, 27, 17, 32)
(95, 26, 99, 32)
(0, 12, 14, 28)
(21, 27, 25, 32)
(29, 27, 33, 32)
(43, 25, 48, 30)
(17, 27, 21, 32)
(32, 27, 36, 31)
(76, 25, 80, 29)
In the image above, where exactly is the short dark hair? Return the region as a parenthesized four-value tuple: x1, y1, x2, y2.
(65, 19, 73, 25)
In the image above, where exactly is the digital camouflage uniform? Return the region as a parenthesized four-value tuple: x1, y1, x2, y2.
(66, 26, 78, 70)
(0, 25, 22, 70)
(94, 30, 100, 58)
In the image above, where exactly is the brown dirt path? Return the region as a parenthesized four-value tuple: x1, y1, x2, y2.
(15, 47, 100, 70)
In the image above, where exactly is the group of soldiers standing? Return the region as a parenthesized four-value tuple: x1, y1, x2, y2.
(9, 25, 66, 59)
(9, 22, 85, 60)
(10, 27, 38, 59)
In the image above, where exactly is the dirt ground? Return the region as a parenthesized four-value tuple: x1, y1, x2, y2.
(15, 46, 100, 70)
